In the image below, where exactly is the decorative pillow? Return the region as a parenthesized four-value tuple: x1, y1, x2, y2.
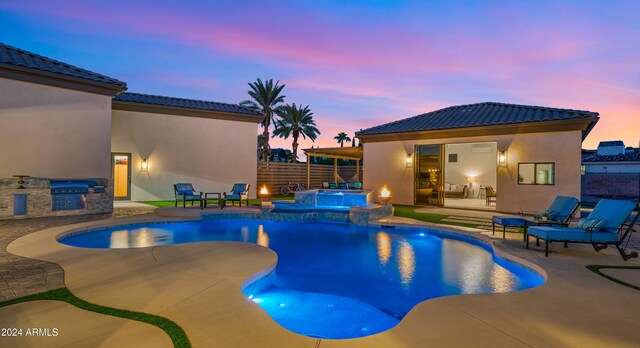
(537, 210, 558, 220)
(577, 218, 606, 233)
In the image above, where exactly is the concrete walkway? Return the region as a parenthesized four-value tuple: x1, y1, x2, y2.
(0, 207, 154, 301)
(4, 212, 640, 347)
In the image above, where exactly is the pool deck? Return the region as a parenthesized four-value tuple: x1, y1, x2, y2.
(3, 207, 640, 347)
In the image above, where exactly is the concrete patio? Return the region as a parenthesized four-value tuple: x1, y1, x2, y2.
(1, 207, 639, 347)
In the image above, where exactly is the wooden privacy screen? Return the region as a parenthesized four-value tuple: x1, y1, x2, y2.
(257, 162, 363, 193)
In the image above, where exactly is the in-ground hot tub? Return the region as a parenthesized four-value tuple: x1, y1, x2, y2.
(292, 189, 372, 209)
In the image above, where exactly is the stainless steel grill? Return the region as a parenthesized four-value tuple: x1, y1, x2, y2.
(51, 180, 89, 211)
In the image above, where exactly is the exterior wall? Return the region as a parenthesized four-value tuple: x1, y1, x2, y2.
(581, 172, 640, 202)
(584, 163, 640, 173)
(111, 110, 258, 201)
(363, 131, 583, 213)
(0, 77, 113, 178)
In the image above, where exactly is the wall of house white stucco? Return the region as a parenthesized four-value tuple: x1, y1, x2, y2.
(111, 110, 258, 201)
(363, 131, 583, 213)
(0, 77, 113, 179)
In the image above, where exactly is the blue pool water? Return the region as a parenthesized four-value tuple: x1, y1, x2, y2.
(59, 219, 544, 339)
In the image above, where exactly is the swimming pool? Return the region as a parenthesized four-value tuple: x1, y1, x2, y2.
(59, 219, 544, 339)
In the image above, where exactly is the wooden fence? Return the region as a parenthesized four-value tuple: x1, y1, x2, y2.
(257, 162, 363, 193)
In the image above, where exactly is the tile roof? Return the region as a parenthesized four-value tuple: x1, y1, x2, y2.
(583, 148, 640, 163)
(0, 42, 126, 89)
(113, 92, 263, 116)
(356, 102, 598, 136)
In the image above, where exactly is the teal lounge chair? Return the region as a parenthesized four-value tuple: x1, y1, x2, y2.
(492, 195, 580, 240)
(527, 199, 639, 260)
(224, 183, 250, 207)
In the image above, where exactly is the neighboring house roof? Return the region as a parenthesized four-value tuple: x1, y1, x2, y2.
(0, 42, 127, 92)
(598, 140, 624, 147)
(356, 102, 599, 139)
(112, 92, 264, 122)
(583, 148, 640, 163)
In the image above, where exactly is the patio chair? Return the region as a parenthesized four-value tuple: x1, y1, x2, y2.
(225, 183, 250, 207)
(492, 195, 580, 239)
(527, 199, 639, 260)
(328, 182, 338, 189)
(485, 186, 497, 206)
(350, 182, 363, 190)
(174, 183, 202, 208)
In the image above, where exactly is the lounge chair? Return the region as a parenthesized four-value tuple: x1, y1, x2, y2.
(174, 183, 202, 208)
(527, 199, 639, 260)
(492, 195, 580, 240)
(225, 183, 250, 207)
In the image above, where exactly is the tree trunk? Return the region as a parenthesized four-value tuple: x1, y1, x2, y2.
(292, 129, 299, 162)
(261, 128, 271, 161)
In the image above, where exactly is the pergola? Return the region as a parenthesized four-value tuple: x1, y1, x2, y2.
(303, 146, 364, 188)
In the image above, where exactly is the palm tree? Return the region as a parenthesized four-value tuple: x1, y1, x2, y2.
(273, 103, 320, 161)
(334, 132, 351, 147)
(240, 78, 286, 161)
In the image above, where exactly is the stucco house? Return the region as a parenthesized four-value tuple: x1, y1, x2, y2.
(0, 42, 261, 218)
(111, 92, 262, 201)
(356, 102, 599, 213)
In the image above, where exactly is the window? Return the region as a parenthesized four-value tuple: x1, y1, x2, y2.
(518, 163, 554, 185)
(581, 165, 586, 175)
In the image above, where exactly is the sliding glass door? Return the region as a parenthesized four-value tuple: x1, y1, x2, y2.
(415, 145, 443, 205)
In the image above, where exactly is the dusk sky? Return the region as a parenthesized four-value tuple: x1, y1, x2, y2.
(1, 0, 638, 150)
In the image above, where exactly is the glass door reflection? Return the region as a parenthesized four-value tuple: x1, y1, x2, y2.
(415, 145, 443, 205)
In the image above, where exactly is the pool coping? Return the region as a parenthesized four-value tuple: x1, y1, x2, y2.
(6, 209, 640, 347)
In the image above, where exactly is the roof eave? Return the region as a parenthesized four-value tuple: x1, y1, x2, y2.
(0, 63, 126, 96)
(112, 100, 264, 123)
(356, 118, 598, 143)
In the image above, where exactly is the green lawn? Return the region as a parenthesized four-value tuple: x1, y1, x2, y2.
(140, 194, 294, 208)
(393, 205, 485, 229)
(0, 288, 191, 348)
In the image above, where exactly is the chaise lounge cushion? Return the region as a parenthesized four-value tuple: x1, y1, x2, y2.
(545, 196, 580, 221)
(492, 216, 525, 227)
(528, 226, 619, 243)
(586, 199, 636, 232)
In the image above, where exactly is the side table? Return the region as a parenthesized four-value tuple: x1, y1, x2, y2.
(202, 192, 226, 209)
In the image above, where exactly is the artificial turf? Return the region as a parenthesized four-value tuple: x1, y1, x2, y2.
(392, 205, 481, 229)
(586, 265, 640, 291)
(140, 194, 294, 208)
(0, 288, 191, 348)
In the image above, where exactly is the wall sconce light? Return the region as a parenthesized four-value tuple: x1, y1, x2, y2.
(405, 153, 413, 167)
(141, 158, 149, 171)
(498, 151, 507, 168)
